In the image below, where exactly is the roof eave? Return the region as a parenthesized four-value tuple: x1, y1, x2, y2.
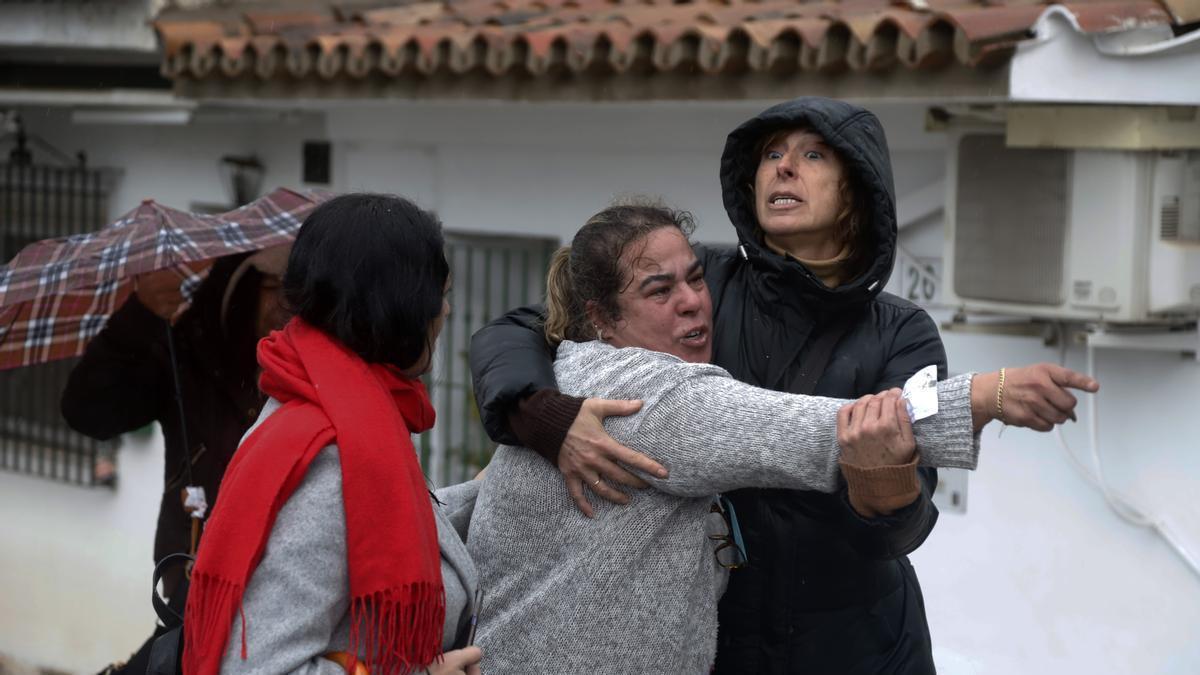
(169, 64, 1013, 105)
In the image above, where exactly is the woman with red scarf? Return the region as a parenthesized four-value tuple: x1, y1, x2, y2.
(183, 193, 483, 675)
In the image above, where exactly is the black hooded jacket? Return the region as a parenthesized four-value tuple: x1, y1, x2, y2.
(469, 97, 946, 673)
(706, 98, 944, 674)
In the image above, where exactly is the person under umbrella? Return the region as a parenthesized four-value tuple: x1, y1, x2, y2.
(61, 248, 288, 675)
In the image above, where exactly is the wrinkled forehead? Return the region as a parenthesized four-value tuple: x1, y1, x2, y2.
(620, 227, 697, 278)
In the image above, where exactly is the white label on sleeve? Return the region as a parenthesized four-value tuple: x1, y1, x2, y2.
(903, 365, 939, 422)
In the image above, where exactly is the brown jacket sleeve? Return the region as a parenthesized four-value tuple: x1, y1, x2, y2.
(507, 388, 585, 466)
(838, 452, 922, 518)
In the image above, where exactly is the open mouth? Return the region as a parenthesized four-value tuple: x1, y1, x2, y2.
(681, 326, 709, 344)
(768, 192, 803, 206)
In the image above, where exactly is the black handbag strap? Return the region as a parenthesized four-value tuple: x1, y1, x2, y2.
(152, 552, 194, 628)
(787, 315, 855, 396)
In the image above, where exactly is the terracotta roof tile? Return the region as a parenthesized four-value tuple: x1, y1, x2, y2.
(360, 3, 447, 26)
(154, 0, 1180, 83)
(156, 20, 240, 56)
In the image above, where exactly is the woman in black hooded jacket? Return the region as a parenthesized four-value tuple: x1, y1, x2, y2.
(704, 98, 941, 673)
(469, 97, 1083, 673)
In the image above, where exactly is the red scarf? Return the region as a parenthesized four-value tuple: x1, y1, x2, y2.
(183, 318, 444, 675)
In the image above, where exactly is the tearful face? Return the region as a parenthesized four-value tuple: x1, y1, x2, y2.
(597, 227, 713, 364)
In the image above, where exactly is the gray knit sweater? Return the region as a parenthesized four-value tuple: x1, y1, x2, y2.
(467, 340, 979, 675)
(218, 398, 482, 675)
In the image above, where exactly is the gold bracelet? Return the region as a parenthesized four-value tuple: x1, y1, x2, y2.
(996, 367, 1006, 423)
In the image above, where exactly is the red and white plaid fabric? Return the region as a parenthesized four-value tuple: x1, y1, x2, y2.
(0, 187, 333, 370)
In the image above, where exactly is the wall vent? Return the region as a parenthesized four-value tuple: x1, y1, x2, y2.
(1160, 195, 1180, 240)
(952, 135, 1068, 306)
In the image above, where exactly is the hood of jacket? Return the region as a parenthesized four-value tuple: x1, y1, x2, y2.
(719, 97, 898, 311)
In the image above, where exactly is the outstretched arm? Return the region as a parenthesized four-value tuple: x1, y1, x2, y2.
(835, 357, 1102, 560)
(837, 309, 1099, 560)
(627, 370, 980, 498)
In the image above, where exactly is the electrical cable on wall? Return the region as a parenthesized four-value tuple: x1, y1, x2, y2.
(1054, 326, 1200, 581)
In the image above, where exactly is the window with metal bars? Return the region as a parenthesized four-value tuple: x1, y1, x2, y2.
(419, 232, 558, 488)
(0, 163, 118, 487)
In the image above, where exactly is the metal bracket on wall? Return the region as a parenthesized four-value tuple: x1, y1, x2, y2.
(1082, 326, 1200, 361)
(940, 313, 1062, 347)
(1007, 105, 1200, 151)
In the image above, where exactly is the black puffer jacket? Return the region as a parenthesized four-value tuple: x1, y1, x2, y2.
(469, 97, 946, 674)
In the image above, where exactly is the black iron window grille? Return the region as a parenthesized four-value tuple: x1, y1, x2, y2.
(0, 161, 120, 487)
(420, 232, 558, 488)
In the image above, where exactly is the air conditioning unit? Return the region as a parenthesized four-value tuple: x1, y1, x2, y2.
(943, 132, 1200, 324)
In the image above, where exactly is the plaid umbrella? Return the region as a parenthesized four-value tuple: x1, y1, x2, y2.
(0, 186, 332, 371)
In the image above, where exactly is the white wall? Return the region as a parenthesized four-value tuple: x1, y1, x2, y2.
(324, 101, 944, 245)
(0, 432, 164, 669)
(2, 100, 1196, 673)
(917, 323, 1200, 674)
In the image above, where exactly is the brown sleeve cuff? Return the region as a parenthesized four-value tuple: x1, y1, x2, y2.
(839, 452, 922, 518)
(507, 388, 585, 466)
